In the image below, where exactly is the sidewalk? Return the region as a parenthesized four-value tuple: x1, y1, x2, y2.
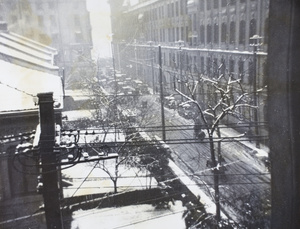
(219, 126, 269, 159)
(168, 159, 227, 219)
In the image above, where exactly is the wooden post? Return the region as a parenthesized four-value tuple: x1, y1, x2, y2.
(38, 92, 63, 229)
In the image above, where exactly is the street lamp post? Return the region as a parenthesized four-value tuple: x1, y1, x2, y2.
(250, 35, 262, 149)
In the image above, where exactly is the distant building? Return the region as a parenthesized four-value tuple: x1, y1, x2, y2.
(109, 0, 269, 138)
(0, 0, 93, 89)
(0, 24, 63, 228)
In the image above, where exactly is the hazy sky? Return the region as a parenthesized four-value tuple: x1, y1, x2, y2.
(86, 0, 112, 59)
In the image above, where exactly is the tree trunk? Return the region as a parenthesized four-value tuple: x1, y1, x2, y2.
(113, 179, 117, 193)
(209, 133, 221, 223)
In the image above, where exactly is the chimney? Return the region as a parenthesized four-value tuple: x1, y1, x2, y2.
(0, 21, 8, 32)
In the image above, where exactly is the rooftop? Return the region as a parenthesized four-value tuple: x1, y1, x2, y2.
(0, 59, 63, 115)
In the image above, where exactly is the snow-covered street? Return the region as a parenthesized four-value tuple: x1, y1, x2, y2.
(62, 161, 158, 197)
(71, 201, 186, 229)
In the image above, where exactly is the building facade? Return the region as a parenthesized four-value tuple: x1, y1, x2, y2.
(109, 0, 269, 138)
(0, 0, 93, 89)
(0, 24, 64, 227)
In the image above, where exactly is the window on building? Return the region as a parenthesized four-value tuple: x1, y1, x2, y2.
(207, 57, 212, 76)
(206, 0, 211, 10)
(199, 0, 204, 11)
(207, 24, 212, 43)
(186, 54, 190, 68)
(180, 0, 185, 14)
(173, 28, 176, 42)
(214, 0, 218, 8)
(193, 56, 197, 72)
(239, 20, 246, 44)
(249, 19, 257, 37)
(240, 0, 246, 3)
(229, 21, 235, 44)
(213, 58, 218, 77)
(230, 0, 236, 5)
(229, 58, 235, 74)
(248, 60, 254, 85)
(238, 59, 244, 82)
(220, 58, 226, 76)
(214, 23, 219, 44)
(176, 1, 179, 16)
(193, 14, 197, 31)
(200, 25, 205, 43)
(186, 26, 189, 42)
(200, 56, 205, 73)
(221, 23, 227, 42)
(221, 0, 227, 7)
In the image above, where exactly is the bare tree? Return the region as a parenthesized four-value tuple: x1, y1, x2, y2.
(75, 63, 163, 194)
(174, 65, 256, 223)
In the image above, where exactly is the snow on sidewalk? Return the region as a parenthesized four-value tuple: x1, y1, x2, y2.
(71, 201, 186, 229)
(220, 126, 269, 158)
(168, 159, 226, 219)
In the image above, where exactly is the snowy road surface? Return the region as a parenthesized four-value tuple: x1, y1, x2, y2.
(71, 201, 186, 229)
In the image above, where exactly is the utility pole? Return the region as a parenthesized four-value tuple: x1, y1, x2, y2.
(111, 39, 117, 142)
(38, 92, 63, 229)
(134, 39, 138, 79)
(148, 41, 155, 94)
(151, 52, 155, 94)
(158, 45, 166, 141)
(177, 40, 184, 99)
(250, 35, 262, 149)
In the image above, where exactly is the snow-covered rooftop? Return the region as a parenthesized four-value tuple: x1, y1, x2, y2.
(0, 31, 59, 70)
(0, 59, 63, 114)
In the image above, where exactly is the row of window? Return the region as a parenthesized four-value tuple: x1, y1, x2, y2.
(199, 19, 257, 45)
(157, 52, 256, 84)
(147, 0, 257, 21)
(201, 0, 255, 10)
(0, 1, 82, 12)
(147, 17, 266, 46)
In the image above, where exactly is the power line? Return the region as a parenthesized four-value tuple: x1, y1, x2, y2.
(0, 80, 36, 97)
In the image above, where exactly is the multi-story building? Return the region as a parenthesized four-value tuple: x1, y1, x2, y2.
(0, 23, 64, 227)
(0, 0, 93, 89)
(109, 0, 269, 138)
